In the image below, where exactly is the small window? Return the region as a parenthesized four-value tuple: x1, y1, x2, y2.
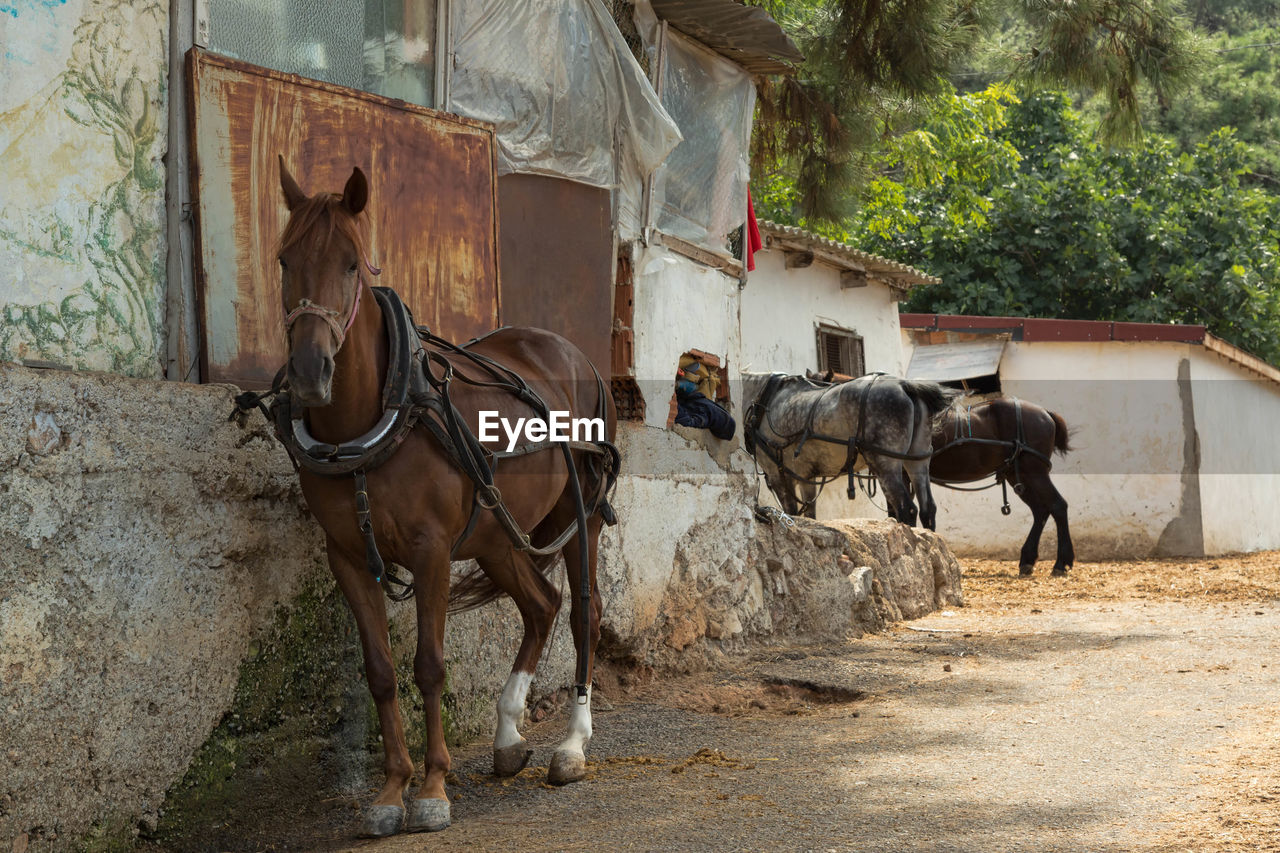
(204, 0, 438, 107)
(816, 325, 865, 378)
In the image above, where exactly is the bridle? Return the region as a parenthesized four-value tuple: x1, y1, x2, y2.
(282, 259, 381, 349)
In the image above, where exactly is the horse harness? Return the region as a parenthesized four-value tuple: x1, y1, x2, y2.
(231, 286, 619, 700)
(930, 397, 1053, 515)
(744, 373, 931, 514)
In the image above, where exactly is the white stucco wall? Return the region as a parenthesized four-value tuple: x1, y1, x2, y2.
(1190, 348, 1280, 554)
(739, 247, 907, 377)
(631, 244, 743, 428)
(599, 422, 760, 657)
(819, 338, 1203, 561)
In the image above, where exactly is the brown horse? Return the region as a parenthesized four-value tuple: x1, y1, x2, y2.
(930, 398, 1074, 576)
(269, 159, 617, 837)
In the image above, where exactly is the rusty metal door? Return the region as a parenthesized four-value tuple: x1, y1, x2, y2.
(187, 48, 499, 388)
(497, 173, 613, 375)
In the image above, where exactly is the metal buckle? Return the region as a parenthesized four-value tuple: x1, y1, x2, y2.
(476, 484, 502, 510)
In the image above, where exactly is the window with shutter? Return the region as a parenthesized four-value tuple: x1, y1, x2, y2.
(816, 325, 865, 378)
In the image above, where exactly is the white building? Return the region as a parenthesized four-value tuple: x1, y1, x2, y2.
(900, 314, 1280, 558)
(740, 222, 939, 378)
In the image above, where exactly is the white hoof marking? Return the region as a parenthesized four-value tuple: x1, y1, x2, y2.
(495, 670, 533, 750)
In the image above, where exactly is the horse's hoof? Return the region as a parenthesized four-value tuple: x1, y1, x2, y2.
(1051, 568, 1069, 577)
(548, 749, 587, 785)
(406, 798, 451, 833)
(1018, 564, 1034, 576)
(494, 740, 533, 777)
(358, 804, 404, 838)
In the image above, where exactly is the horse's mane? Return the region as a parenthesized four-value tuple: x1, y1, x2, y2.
(277, 192, 376, 271)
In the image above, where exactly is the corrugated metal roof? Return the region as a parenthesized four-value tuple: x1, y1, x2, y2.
(650, 0, 803, 75)
(906, 339, 1006, 382)
(758, 220, 941, 288)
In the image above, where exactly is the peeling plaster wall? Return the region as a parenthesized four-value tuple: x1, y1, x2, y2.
(630, 244, 742, 429)
(599, 425, 963, 669)
(0, 365, 324, 845)
(598, 422, 759, 667)
(0, 0, 168, 376)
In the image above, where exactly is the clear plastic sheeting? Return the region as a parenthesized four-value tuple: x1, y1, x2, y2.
(449, 0, 682, 207)
(206, 0, 437, 107)
(635, 0, 755, 255)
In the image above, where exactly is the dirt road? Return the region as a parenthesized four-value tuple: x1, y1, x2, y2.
(275, 555, 1280, 852)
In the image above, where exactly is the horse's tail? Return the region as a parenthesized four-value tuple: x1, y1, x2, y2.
(900, 379, 961, 424)
(449, 552, 559, 613)
(449, 564, 506, 612)
(1049, 410, 1072, 455)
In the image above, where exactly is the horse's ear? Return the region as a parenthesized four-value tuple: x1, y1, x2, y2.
(279, 155, 306, 211)
(342, 167, 368, 216)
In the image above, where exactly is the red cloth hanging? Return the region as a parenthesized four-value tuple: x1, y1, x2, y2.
(746, 188, 763, 272)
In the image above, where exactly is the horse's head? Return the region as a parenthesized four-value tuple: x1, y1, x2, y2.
(276, 156, 376, 406)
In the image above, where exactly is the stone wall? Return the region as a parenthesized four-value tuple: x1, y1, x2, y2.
(0, 366, 962, 850)
(1, 364, 323, 846)
(0, 364, 551, 848)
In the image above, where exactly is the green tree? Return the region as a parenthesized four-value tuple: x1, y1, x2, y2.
(752, 0, 1201, 220)
(954, 3, 1280, 183)
(1184, 0, 1280, 34)
(858, 90, 1280, 362)
(1145, 24, 1280, 185)
(754, 84, 1023, 239)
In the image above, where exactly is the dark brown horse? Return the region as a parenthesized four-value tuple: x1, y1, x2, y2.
(930, 397, 1074, 576)
(269, 160, 617, 837)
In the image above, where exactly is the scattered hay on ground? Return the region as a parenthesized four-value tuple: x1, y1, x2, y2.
(960, 551, 1280, 609)
(1147, 705, 1280, 853)
(961, 552, 1280, 852)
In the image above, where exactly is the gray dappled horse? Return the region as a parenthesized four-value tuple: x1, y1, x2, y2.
(742, 372, 958, 529)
